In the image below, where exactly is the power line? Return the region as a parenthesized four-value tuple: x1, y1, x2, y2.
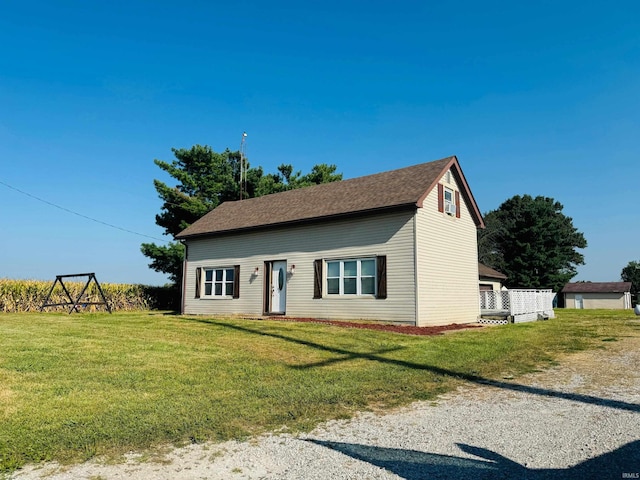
(0, 179, 169, 243)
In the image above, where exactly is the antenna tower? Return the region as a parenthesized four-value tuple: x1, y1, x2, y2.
(239, 132, 247, 200)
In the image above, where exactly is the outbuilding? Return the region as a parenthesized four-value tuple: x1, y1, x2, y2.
(561, 282, 632, 309)
(479, 263, 507, 292)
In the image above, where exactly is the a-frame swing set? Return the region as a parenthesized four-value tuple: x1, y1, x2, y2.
(40, 272, 112, 313)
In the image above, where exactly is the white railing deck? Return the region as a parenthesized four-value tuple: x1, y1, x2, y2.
(480, 289, 555, 323)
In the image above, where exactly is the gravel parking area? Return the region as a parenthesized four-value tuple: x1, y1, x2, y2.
(11, 333, 640, 480)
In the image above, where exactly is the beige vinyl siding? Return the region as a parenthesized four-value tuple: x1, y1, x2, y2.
(415, 170, 480, 326)
(183, 210, 417, 324)
(565, 293, 628, 309)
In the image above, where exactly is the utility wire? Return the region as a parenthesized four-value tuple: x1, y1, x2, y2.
(0, 179, 169, 243)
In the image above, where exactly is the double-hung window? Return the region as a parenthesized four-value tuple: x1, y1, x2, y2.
(203, 267, 235, 297)
(438, 183, 460, 218)
(326, 258, 376, 296)
(444, 187, 456, 215)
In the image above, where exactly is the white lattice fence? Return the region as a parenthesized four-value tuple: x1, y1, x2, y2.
(508, 289, 555, 323)
(479, 291, 510, 310)
(538, 290, 555, 318)
(480, 289, 555, 323)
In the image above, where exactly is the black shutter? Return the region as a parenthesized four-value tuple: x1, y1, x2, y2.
(264, 262, 272, 313)
(376, 256, 387, 299)
(195, 267, 202, 298)
(313, 259, 323, 299)
(233, 265, 240, 299)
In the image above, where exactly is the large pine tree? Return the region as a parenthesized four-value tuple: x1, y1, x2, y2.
(141, 145, 341, 284)
(478, 195, 587, 293)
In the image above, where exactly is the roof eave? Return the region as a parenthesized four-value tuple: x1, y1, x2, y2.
(480, 273, 508, 280)
(175, 203, 418, 241)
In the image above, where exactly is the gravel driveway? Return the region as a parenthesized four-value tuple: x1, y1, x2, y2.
(11, 333, 640, 480)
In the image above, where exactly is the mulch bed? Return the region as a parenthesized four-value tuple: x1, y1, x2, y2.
(266, 317, 483, 336)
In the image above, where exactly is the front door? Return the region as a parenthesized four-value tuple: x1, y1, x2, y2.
(575, 295, 584, 309)
(269, 261, 287, 314)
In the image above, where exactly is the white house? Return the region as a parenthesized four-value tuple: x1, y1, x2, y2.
(176, 156, 485, 326)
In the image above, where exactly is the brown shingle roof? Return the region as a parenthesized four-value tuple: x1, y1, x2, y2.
(561, 282, 632, 293)
(478, 263, 507, 280)
(176, 156, 484, 239)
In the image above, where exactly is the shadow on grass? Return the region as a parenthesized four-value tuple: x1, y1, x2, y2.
(306, 439, 640, 480)
(190, 318, 640, 414)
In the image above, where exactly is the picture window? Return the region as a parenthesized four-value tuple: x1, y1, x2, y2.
(326, 258, 376, 296)
(203, 268, 235, 297)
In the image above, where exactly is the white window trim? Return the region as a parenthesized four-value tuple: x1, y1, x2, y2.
(326, 258, 377, 296)
(202, 267, 235, 298)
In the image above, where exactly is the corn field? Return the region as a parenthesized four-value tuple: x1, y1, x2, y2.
(0, 279, 179, 313)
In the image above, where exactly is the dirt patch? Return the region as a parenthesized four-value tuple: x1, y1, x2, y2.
(519, 334, 640, 393)
(446, 332, 640, 404)
(266, 317, 483, 336)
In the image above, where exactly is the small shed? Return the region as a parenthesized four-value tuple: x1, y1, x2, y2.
(561, 282, 632, 309)
(478, 263, 507, 292)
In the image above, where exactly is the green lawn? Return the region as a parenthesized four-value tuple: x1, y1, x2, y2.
(1, 309, 638, 473)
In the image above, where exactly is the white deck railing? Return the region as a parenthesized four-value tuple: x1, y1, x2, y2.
(479, 290, 510, 311)
(480, 289, 555, 323)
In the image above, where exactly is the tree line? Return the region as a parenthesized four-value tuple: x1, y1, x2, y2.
(142, 145, 636, 300)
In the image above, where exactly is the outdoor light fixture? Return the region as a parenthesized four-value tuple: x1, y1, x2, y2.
(290, 264, 296, 274)
(254, 267, 259, 275)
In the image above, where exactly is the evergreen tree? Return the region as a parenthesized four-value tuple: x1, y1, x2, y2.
(141, 145, 341, 284)
(478, 195, 587, 293)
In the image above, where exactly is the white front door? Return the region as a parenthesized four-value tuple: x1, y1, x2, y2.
(270, 261, 287, 314)
(575, 295, 584, 309)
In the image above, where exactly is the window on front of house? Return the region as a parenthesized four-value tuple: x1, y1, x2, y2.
(326, 258, 376, 296)
(195, 266, 240, 299)
(204, 267, 235, 297)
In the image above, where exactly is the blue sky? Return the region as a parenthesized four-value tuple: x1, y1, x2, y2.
(1, 1, 638, 286)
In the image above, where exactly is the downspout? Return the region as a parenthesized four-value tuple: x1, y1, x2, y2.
(180, 240, 188, 315)
(413, 213, 419, 326)
(474, 231, 481, 321)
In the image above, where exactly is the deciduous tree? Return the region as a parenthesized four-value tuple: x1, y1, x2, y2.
(621, 260, 640, 305)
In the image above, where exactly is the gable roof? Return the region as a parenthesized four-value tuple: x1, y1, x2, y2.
(176, 156, 484, 239)
(561, 282, 632, 294)
(478, 263, 507, 280)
